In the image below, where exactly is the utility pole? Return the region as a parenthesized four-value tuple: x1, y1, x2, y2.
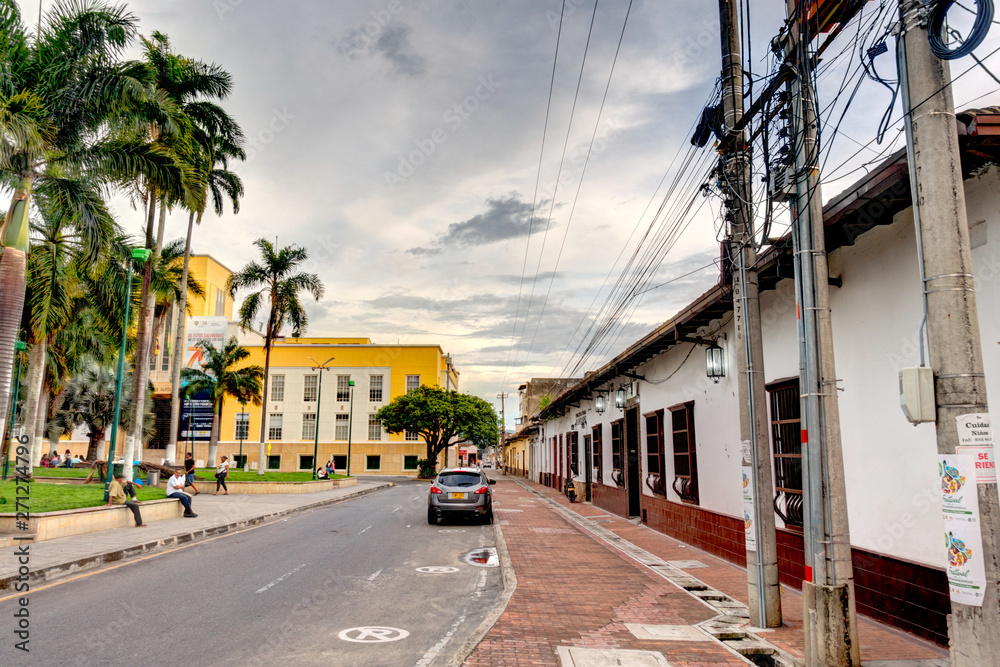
(717, 0, 781, 629)
(497, 391, 508, 468)
(783, 2, 859, 664)
(897, 3, 1000, 663)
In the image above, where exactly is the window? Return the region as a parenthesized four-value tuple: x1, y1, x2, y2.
(268, 413, 283, 441)
(215, 287, 225, 316)
(644, 410, 666, 495)
(337, 375, 350, 402)
(232, 454, 247, 469)
(567, 431, 579, 476)
(368, 414, 382, 441)
(403, 455, 419, 471)
(769, 379, 803, 530)
(333, 455, 347, 470)
(669, 402, 698, 504)
(267, 454, 281, 470)
(406, 375, 420, 393)
(592, 425, 603, 483)
(335, 414, 349, 440)
(161, 315, 172, 371)
(235, 413, 250, 441)
(366, 454, 381, 471)
(611, 420, 624, 487)
(148, 345, 157, 371)
(303, 375, 318, 402)
(405, 429, 419, 441)
(299, 454, 315, 471)
(271, 375, 285, 402)
(301, 413, 317, 440)
(370, 375, 383, 403)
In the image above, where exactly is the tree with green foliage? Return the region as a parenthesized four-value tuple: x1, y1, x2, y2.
(376, 385, 499, 476)
(180, 336, 262, 467)
(228, 239, 323, 475)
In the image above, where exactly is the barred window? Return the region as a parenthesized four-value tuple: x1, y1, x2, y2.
(303, 375, 318, 402)
(670, 402, 698, 504)
(235, 413, 250, 441)
(406, 375, 420, 393)
(271, 375, 285, 402)
(301, 413, 317, 440)
(336, 375, 350, 402)
(335, 414, 349, 440)
(370, 375, 383, 403)
(368, 414, 383, 441)
(268, 413, 283, 441)
(405, 429, 419, 441)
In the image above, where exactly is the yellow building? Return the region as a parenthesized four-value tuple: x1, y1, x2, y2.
(140, 255, 461, 476)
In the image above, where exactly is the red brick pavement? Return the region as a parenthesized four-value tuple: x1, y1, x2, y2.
(470, 476, 950, 666)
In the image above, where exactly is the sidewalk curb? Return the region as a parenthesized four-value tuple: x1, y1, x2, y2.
(0, 483, 390, 591)
(443, 490, 518, 667)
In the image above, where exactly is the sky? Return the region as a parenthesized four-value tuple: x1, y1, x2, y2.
(17, 0, 1000, 426)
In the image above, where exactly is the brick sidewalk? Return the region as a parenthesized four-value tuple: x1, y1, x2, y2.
(466, 476, 950, 666)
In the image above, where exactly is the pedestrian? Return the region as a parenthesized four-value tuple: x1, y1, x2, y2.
(166, 469, 198, 517)
(214, 456, 230, 495)
(326, 459, 335, 476)
(106, 473, 146, 527)
(184, 451, 199, 495)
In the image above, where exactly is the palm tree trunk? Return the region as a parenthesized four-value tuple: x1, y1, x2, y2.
(86, 429, 103, 462)
(22, 337, 46, 469)
(0, 180, 32, 467)
(126, 194, 166, 478)
(167, 211, 195, 464)
(208, 397, 221, 467)
(257, 338, 272, 476)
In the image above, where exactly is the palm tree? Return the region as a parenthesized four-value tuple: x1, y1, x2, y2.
(125, 30, 238, 472)
(0, 0, 184, 470)
(46, 357, 147, 462)
(168, 133, 244, 464)
(228, 239, 324, 475)
(180, 336, 262, 467)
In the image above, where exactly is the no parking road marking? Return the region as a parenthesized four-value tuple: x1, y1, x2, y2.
(416, 566, 460, 574)
(338, 626, 410, 643)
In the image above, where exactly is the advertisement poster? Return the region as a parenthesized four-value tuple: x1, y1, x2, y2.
(955, 413, 996, 485)
(741, 440, 756, 552)
(184, 315, 229, 370)
(179, 390, 214, 442)
(940, 454, 987, 607)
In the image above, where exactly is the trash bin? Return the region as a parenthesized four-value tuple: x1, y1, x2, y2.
(147, 470, 160, 486)
(112, 462, 124, 477)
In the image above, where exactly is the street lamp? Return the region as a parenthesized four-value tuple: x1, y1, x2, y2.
(2, 341, 27, 480)
(706, 340, 726, 382)
(346, 379, 355, 476)
(238, 398, 247, 470)
(104, 247, 152, 501)
(308, 356, 335, 480)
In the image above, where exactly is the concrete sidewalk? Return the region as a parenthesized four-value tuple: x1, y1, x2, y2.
(0, 480, 390, 591)
(466, 475, 949, 667)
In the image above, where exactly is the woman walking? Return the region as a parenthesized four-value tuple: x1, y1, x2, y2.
(214, 456, 230, 495)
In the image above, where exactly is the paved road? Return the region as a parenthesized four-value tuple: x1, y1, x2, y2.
(0, 480, 501, 666)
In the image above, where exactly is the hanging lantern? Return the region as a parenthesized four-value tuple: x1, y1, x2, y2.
(706, 340, 725, 382)
(615, 387, 626, 409)
(595, 393, 606, 414)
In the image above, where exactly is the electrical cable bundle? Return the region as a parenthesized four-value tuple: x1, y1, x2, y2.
(929, 0, 994, 59)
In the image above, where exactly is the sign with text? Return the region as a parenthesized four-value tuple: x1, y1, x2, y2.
(940, 454, 987, 606)
(956, 413, 996, 485)
(741, 440, 756, 552)
(184, 316, 229, 371)
(179, 390, 213, 442)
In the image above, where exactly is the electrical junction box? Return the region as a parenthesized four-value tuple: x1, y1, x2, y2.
(899, 367, 936, 424)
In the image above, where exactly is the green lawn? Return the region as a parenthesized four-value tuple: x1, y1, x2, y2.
(0, 481, 167, 514)
(31, 467, 92, 478)
(193, 468, 348, 482)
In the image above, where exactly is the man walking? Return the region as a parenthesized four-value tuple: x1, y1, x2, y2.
(167, 468, 198, 517)
(106, 473, 146, 527)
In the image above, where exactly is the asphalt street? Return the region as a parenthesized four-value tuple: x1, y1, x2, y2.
(0, 478, 502, 666)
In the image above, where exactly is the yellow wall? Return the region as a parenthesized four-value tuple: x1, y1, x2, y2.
(186, 255, 234, 319)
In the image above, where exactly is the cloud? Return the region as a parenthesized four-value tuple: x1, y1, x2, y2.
(407, 193, 549, 255)
(336, 21, 427, 78)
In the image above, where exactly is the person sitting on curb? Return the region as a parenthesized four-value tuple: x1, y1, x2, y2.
(316, 467, 328, 479)
(106, 473, 146, 527)
(167, 469, 198, 518)
(184, 451, 200, 495)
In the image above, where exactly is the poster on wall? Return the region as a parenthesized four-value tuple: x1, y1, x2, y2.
(955, 413, 996, 485)
(184, 315, 229, 371)
(940, 454, 987, 607)
(178, 389, 214, 442)
(741, 440, 756, 552)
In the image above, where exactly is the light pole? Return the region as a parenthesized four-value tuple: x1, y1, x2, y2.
(346, 379, 355, 476)
(238, 398, 246, 470)
(2, 341, 27, 480)
(104, 247, 151, 501)
(308, 356, 335, 480)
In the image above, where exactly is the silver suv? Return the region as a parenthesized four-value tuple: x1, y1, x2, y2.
(427, 467, 495, 525)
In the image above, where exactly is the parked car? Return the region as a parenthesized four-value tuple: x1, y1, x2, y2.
(428, 467, 496, 524)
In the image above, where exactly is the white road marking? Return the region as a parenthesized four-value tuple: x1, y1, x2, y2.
(255, 563, 308, 594)
(406, 524, 411, 528)
(416, 566, 460, 574)
(338, 626, 409, 643)
(393, 507, 401, 512)
(359, 525, 373, 534)
(367, 569, 383, 581)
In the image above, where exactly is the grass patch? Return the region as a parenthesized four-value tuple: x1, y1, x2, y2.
(0, 481, 167, 514)
(193, 468, 347, 482)
(31, 467, 92, 478)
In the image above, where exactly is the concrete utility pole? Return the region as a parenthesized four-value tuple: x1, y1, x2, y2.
(717, 0, 781, 629)
(783, 2, 859, 664)
(497, 391, 508, 466)
(897, 3, 1000, 663)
